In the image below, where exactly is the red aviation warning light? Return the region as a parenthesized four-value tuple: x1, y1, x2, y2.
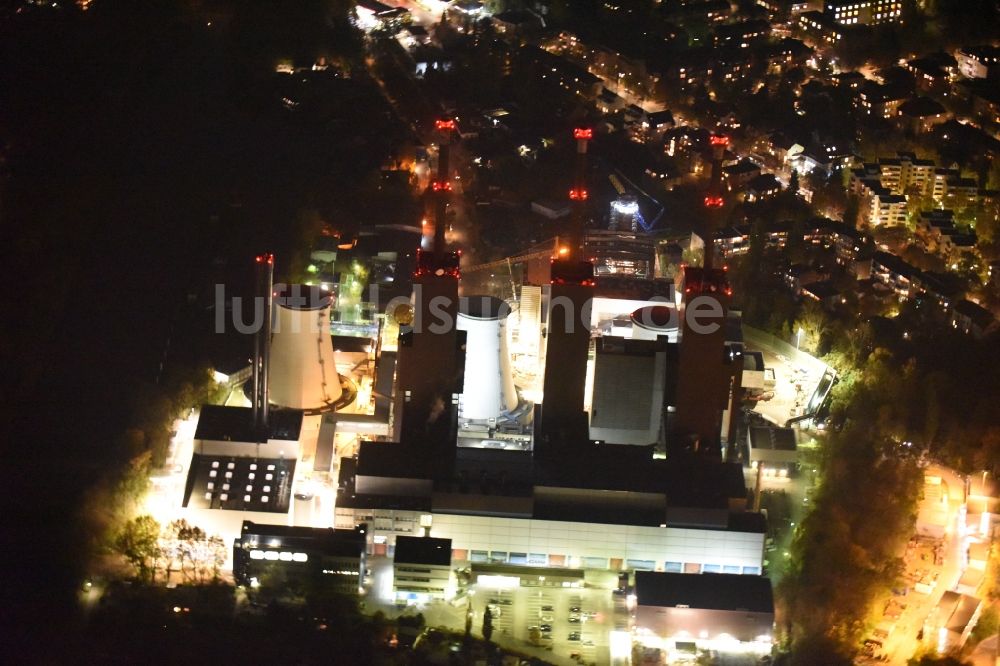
(704, 195, 724, 208)
(709, 134, 729, 147)
(431, 180, 453, 192)
(573, 127, 593, 140)
(255, 253, 274, 265)
(569, 188, 589, 201)
(435, 119, 457, 131)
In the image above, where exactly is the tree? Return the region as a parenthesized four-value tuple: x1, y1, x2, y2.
(482, 606, 494, 642)
(114, 515, 161, 582)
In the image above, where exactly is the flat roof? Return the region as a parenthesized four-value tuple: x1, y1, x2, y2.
(394, 536, 452, 566)
(635, 571, 774, 613)
(184, 454, 295, 513)
(238, 521, 365, 558)
(195, 405, 303, 442)
(749, 426, 797, 451)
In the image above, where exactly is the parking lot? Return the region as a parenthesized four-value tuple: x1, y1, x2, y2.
(472, 583, 617, 665)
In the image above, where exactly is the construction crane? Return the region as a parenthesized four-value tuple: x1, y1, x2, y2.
(461, 238, 566, 274)
(462, 238, 568, 300)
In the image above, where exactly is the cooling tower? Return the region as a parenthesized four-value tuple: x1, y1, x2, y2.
(630, 304, 680, 343)
(268, 284, 342, 411)
(457, 295, 518, 421)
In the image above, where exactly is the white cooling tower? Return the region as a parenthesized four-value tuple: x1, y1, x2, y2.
(458, 295, 518, 421)
(268, 285, 342, 411)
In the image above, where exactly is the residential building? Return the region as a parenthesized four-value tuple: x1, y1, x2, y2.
(644, 110, 676, 138)
(956, 46, 1000, 80)
(856, 81, 908, 118)
(872, 251, 920, 297)
(824, 0, 902, 25)
(745, 173, 783, 202)
(492, 9, 542, 36)
(802, 280, 845, 308)
(897, 97, 948, 134)
(797, 11, 844, 45)
(951, 300, 996, 338)
(713, 20, 771, 48)
(723, 159, 762, 190)
(869, 192, 907, 226)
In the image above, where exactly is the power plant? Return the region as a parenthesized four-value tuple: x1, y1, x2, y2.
(174, 124, 778, 662)
(455, 295, 518, 422)
(268, 284, 344, 412)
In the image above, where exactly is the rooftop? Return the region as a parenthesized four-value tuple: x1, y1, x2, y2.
(394, 536, 452, 566)
(635, 571, 774, 613)
(238, 521, 365, 558)
(749, 426, 797, 452)
(184, 455, 295, 513)
(899, 96, 946, 118)
(194, 405, 303, 442)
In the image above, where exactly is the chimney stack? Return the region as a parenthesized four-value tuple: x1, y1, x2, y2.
(251, 253, 274, 439)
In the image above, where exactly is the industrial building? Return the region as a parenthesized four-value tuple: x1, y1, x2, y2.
(392, 536, 455, 603)
(232, 520, 366, 595)
(633, 571, 775, 657)
(176, 125, 775, 666)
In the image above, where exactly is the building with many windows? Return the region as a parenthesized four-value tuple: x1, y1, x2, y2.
(393, 535, 454, 603)
(232, 521, 367, 594)
(824, 0, 902, 25)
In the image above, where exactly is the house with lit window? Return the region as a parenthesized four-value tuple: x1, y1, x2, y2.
(797, 11, 844, 45)
(744, 173, 783, 202)
(951, 300, 996, 339)
(824, 0, 902, 25)
(897, 97, 948, 134)
(956, 45, 1000, 80)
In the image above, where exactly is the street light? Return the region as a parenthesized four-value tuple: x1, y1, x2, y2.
(796, 327, 804, 351)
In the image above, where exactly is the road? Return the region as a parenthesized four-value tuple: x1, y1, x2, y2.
(880, 465, 969, 664)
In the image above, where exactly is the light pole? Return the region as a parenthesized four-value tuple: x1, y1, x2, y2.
(796, 327, 804, 351)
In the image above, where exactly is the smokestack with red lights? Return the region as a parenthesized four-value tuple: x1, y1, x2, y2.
(251, 252, 274, 437)
(432, 118, 456, 258)
(703, 133, 728, 270)
(568, 127, 592, 257)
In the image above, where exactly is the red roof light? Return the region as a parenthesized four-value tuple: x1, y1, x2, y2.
(704, 195, 724, 208)
(573, 128, 593, 140)
(435, 119, 457, 131)
(710, 134, 729, 146)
